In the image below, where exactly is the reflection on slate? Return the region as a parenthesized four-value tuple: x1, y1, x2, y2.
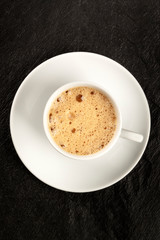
(0, 0, 160, 239)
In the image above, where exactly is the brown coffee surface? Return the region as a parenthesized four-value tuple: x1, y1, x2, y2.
(48, 87, 117, 155)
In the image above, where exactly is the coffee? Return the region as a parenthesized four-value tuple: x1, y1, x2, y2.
(48, 87, 117, 155)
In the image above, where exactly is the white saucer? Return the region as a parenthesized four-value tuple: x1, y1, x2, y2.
(10, 52, 151, 193)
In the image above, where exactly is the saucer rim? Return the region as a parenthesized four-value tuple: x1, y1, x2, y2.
(10, 52, 151, 193)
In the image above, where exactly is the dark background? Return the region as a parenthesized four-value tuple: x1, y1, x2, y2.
(0, 0, 160, 239)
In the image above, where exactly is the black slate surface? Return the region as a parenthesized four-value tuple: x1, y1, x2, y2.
(0, 0, 160, 239)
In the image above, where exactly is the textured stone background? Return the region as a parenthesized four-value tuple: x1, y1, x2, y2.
(0, 0, 160, 239)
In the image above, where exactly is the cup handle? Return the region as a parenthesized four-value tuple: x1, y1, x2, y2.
(120, 129, 143, 143)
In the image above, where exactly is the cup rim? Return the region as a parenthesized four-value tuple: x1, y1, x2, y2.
(43, 81, 122, 160)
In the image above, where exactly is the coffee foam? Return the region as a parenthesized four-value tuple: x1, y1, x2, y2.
(48, 87, 117, 155)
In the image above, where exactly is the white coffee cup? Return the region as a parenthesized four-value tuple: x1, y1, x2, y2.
(43, 82, 143, 160)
